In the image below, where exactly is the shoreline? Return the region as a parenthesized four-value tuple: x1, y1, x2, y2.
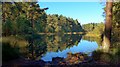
(83, 33, 101, 38)
(38, 32, 85, 35)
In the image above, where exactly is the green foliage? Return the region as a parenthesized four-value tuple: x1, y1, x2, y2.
(2, 2, 47, 36)
(112, 2, 120, 28)
(82, 22, 104, 34)
(46, 14, 84, 33)
(82, 23, 94, 32)
(2, 2, 84, 36)
(111, 2, 120, 42)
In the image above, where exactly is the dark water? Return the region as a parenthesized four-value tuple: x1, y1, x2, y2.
(20, 34, 100, 61)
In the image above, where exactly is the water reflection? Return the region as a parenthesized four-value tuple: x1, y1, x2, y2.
(3, 34, 120, 64)
(44, 34, 82, 52)
(20, 34, 99, 61)
(41, 39, 98, 61)
(82, 36, 102, 46)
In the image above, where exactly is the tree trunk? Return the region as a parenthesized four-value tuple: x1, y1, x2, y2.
(102, 1, 113, 52)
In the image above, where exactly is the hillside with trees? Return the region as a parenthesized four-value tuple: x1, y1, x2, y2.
(45, 14, 84, 33)
(82, 22, 104, 36)
(2, 2, 84, 37)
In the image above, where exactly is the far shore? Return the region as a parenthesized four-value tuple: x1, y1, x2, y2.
(83, 33, 101, 38)
(38, 32, 85, 35)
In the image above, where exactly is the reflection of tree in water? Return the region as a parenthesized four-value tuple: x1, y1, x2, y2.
(45, 34, 82, 52)
(82, 36, 102, 46)
(19, 34, 82, 60)
(21, 34, 47, 60)
(45, 35, 61, 52)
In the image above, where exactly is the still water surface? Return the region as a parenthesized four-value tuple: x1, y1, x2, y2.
(21, 34, 101, 61)
(26, 34, 98, 61)
(41, 39, 98, 61)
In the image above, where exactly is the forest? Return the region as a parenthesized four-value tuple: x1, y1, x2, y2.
(1, 1, 120, 67)
(82, 22, 104, 36)
(2, 2, 84, 37)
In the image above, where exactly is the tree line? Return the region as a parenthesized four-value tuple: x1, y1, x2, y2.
(82, 22, 104, 34)
(2, 2, 84, 37)
(46, 14, 84, 33)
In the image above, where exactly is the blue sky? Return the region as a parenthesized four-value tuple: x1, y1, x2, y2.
(38, 2, 105, 24)
(38, 0, 107, 2)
